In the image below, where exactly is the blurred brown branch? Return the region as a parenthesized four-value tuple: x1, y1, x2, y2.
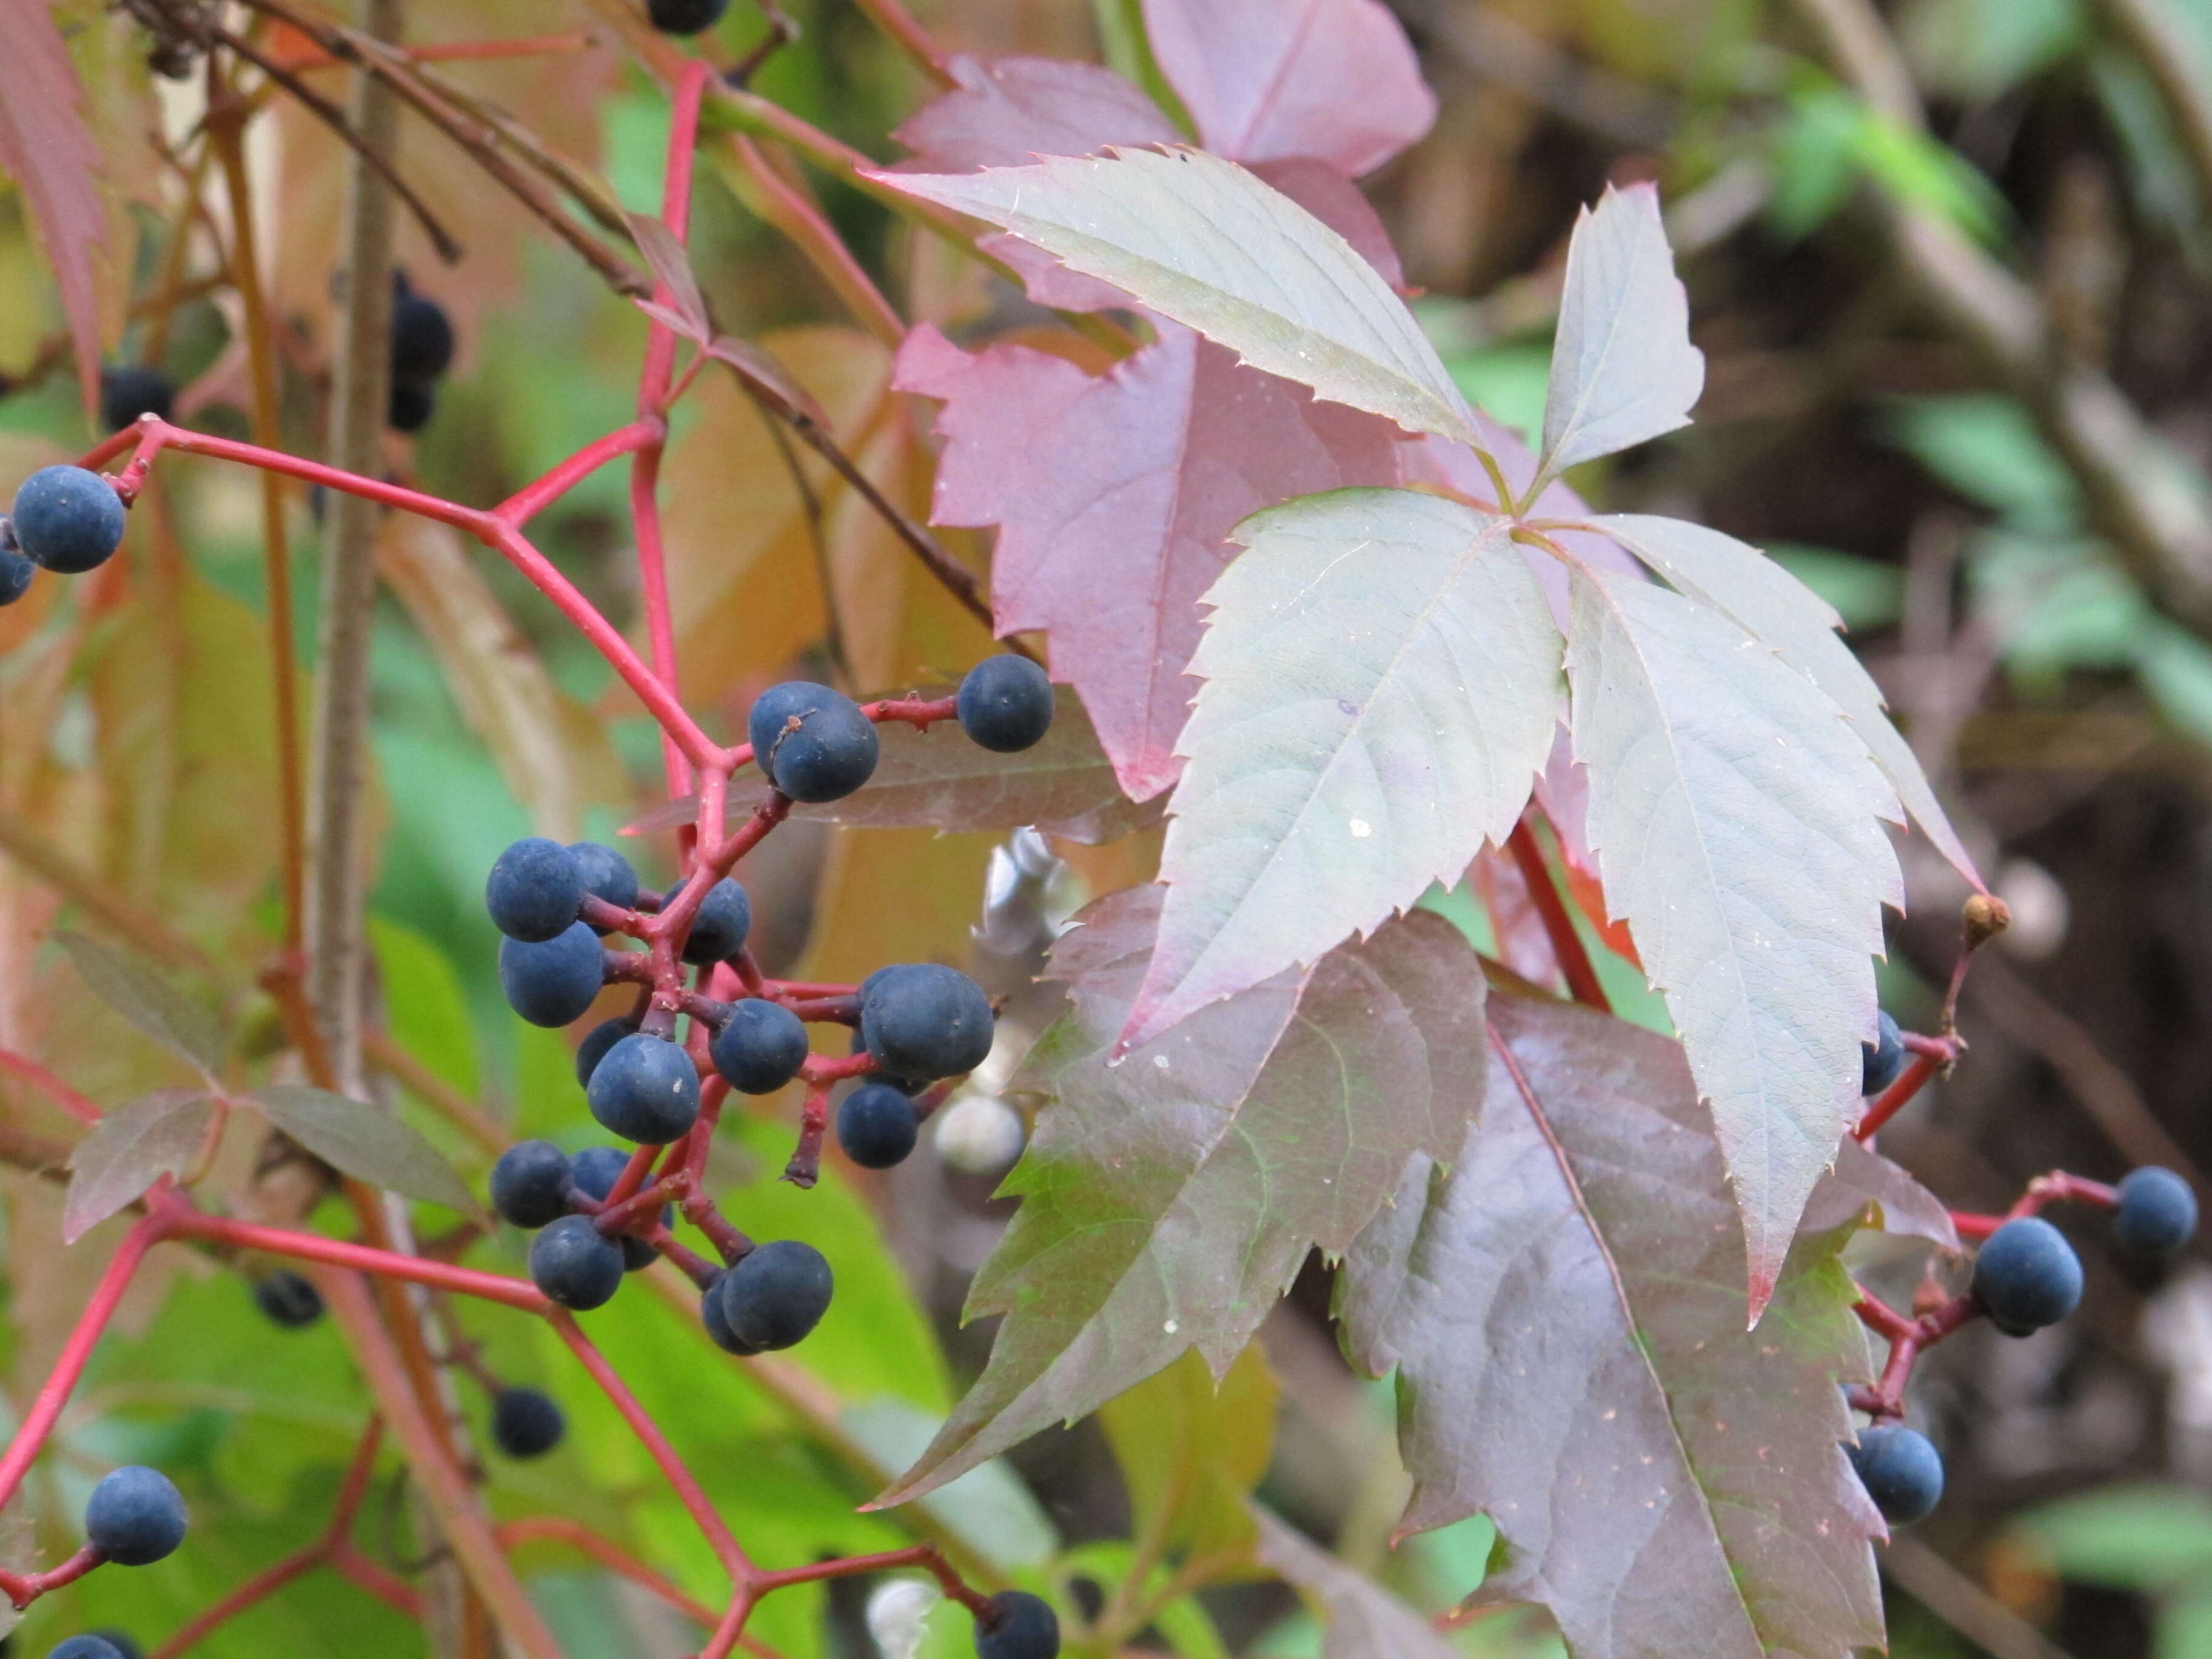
(2088, 0, 2212, 221)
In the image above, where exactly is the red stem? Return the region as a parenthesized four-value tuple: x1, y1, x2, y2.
(150, 1547, 324, 1655)
(161, 1201, 551, 1312)
(497, 1516, 719, 1626)
(1506, 820, 1612, 1013)
(0, 1047, 102, 1124)
(494, 418, 659, 523)
(1853, 1049, 1945, 1142)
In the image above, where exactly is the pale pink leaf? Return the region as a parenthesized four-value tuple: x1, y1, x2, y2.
(1142, 0, 1438, 176)
(897, 321, 1401, 800)
(890, 54, 1179, 171)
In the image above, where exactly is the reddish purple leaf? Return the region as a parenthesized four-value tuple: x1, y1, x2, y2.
(0, 0, 110, 411)
(1142, 0, 1437, 176)
(64, 1089, 216, 1244)
(890, 54, 1179, 173)
(897, 322, 1401, 801)
(1803, 1137, 1960, 1250)
(1338, 992, 1885, 1658)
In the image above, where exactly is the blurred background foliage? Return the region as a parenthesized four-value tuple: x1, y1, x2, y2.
(3, 0, 2212, 1654)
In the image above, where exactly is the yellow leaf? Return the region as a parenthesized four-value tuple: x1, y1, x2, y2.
(1100, 1342, 1278, 1575)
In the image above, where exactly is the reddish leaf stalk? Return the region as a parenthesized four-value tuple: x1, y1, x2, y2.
(0, 1046, 103, 1124)
(1506, 820, 1612, 1013)
(1852, 1044, 1954, 1142)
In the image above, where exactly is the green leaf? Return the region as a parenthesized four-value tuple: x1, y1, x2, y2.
(369, 916, 480, 1099)
(875, 147, 1479, 446)
(1594, 512, 1980, 886)
(2016, 1486, 2212, 1594)
(1250, 1506, 1463, 1659)
(56, 932, 226, 1076)
(1125, 488, 1560, 1048)
(1099, 1343, 1276, 1571)
(247, 1087, 480, 1215)
(63, 1089, 216, 1243)
(879, 889, 1488, 1505)
(840, 1400, 1058, 1572)
(1564, 567, 1902, 1310)
(1336, 992, 1883, 1659)
(1535, 184, 1705, 492)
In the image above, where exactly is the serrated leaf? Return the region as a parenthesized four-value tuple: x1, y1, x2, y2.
(1142, 0, 1436, 177)
(1100, 1344, 1276, 1571)
(878, 888, 1486, 1505)
(1336, 993, 1883, 1659)
(1801, 1135, 1960, 1250)
(891, 53, 1179, 169)
(249, 1086, 479, 1215)
(0, 0, 110, 406)
(57, 932, 226, 1076)
(1594, 512, 1982, 888)
(1124, 488, 1560, 1050)
(1565, 566, 1902, 1310)
(875, 147, 1478, 446)
(721, 686, 1151, 843)
(1250, 1506, 1463, 1659)
(63, 1089, 215, 1244)
(1536, 185, 1706, 491)
(897, 324, 1401, 801)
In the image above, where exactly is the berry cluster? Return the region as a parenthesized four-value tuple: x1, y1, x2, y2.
(0, 465, 130, 608)
(1844, 1022, 2199, 1529)
(483, 663, 1051, 1370)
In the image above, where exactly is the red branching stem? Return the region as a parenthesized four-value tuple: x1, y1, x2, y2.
(849, 0, 957, 85)
(160, 1202, 551, 1313)
(549, 1313, 753, 1577)
(493, 418, 659, 523)
(1949, 1170, 2123, 1239)
(151, 1547, 324, 1654)
(0, 1047, 103, 1124)
(801, 1052, 876, 1083)
(1852, 1048, 1950, 1142)
(603, 1142, 663, 1210)
(751, 1542, 991, 1615)
(784, 1081, 831, 1187)
(0, 1545, 101, 1609)
(1948, 1211, 2003, 1242)
(1850, 1287, 1982, 1420)
(764, 980, 860, 1000)
(1506, 820, 1612, 1013)
(496, 1516, 718, 1626)
(0, 1212, 162, 1513)
(327, 1547, 423, 1616)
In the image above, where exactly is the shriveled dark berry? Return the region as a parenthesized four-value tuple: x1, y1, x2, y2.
(2113, 1166, 2197, 1261)
(571, 1145, 665, 1270)
(974, 1590, 1060, 1659)
(568, 840, 639, 922)
(1845, 1424, 1943, 1526)
(486, 837, 585, 942)
(84, 1466, 187, 1565)
(575, 1017, 637, 1089)
(646, 0, 728, 35)
(1861, 1011, 1905, 1096)
(497, 923, 605, 1027)
(587, 1031, 701, 1144)
(98, 365, 174, 434)
(837, 1082, 919, 1169)
(957, 655, 1055, 753)
(528, 1215, 625, 1310)
(389, 380, 436, 434)
(747, 681, 879, 803)
(710, 998, 809, 1094)
(715, 1239, 833, 1352)
(253, 1270, 324, 1328)
(491, 1140, 575, 1229)
(490, 1386, 565, 1458)
(390, 287, 456, 383)
(12, 466, 127, 574)
(862, 963, 994, 1081)
(1972, 1216, 2083, 1336)
(680, 878, 751, 966)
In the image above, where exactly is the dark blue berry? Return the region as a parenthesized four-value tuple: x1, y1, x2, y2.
(710, 999, 809, 1094)
(700, 1270, 752, 1354)
(680, 878, 751, 966)
(49, 1640, 126, 1659)
(716, 1239, 833, 1352)
(497, 923, 605, 1027)
(974, 1590, 1060, 1659)
(389, 380, 436, 433)
(1972, 1216, 2084, 1336)
(647, 0, 728, 34)
(253, 1270, 323, 1328)
(1862, 1011, 1905, 1096)
(12, 466, 126, 574)
(588, 1031, 700, 1143)
(84, 1466, 187, 1565)
(99, 365, 174, 434)
(528, 1215, 625, 1310)
(0, 531, 35, 606)
(747, 681, 879, 803)
(391, 289, 457, 383)
(575, 1017, 636, 1089)
(491, 1140, 575, 1229)
(490, 1387, 565, 1458)
(571, 1146, 665, 1270)
(1845, 1424, 1943, 1526)
(486, 837, 585, 942)
(957, 656, 1055, 754)
(568, 840, 639, 923)
(862, 964, 994, 1081)
(2113, 1167, 2197, 1260)
(837, 1082, 919, 1169)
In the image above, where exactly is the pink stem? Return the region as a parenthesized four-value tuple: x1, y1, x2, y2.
(0, 1047, 102, 1124)
(1853, 1050, 1945, 1142)
(150, 1547, 324, 1655)
(160, 1202, 549, 1312)
(0, 1544, 102, 1609)
(494, 418, 660, 523)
